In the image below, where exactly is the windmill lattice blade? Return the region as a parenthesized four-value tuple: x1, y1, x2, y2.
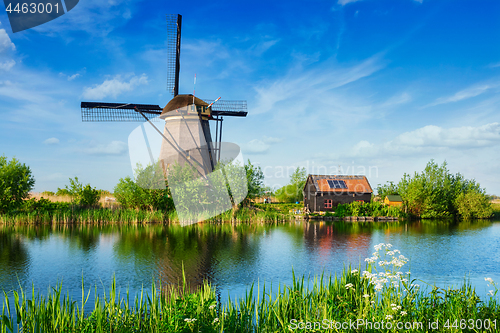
(81, 102, 162, 122)
(166, 14, 181, 96)
(203, 99, 248, 117)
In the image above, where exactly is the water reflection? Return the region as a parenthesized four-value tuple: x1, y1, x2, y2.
(0, 219, 498, 308)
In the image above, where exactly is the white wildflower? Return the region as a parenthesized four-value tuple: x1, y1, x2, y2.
(485, 277, 494, 284)
(401, 311, 407, 316)
(363, 294, 370, 298)
(385, 315, 393, 320)
(351, 269, 358, 274)
(209, 304, 216, 310)
(345, 283, 354, 290)
(212, 318, 219, 324)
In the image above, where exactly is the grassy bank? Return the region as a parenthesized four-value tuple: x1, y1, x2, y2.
(0, 204, 294, 225)
(2, 244, 499, 332)
(492, 202, 500, 219)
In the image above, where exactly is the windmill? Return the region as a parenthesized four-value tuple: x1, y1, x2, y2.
(81, 14, 247, 179)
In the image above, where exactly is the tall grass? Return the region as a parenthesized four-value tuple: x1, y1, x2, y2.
(2, 244, 499, 332)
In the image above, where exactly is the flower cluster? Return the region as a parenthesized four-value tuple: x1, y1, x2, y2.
(361, 243, 418, 293)
(485, 277, 498, 296)
(184, 318, 197, 323)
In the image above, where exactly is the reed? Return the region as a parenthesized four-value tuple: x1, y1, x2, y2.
(2, 244, 499, 332)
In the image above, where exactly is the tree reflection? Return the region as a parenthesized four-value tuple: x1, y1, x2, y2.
(0, 226, 29, 287)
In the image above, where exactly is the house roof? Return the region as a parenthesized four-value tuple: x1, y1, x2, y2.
(306, 175, 373, 193)
(385, 195, 403, 202)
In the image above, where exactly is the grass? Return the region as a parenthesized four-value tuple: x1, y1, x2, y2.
(2, 244, 499, 332)
(0, 204, 294, 225)
(491, 202, 500, 219)
(29, 192, 120, 209)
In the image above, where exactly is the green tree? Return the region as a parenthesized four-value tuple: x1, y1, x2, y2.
(397, 160, 491, 219)
(0, 155, 35, 213)
(376, 181, 399, 200)
(455, 191, 493, 219)
(243, 160, 265, 204)
(63, 177, 100, 207)
(115, 163, 173, 212)
(275, 167, 307, 203)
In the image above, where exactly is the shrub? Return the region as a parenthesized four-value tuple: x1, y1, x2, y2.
(0, 155, 35, 213)
(455, 191, 493, 219)
(114, 176, 173, 212)
(63, 177, 100, 208)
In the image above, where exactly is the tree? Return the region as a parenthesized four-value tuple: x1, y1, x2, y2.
(115, 163, 173, 212)
(244, 159, 265, 204)
(376, 181, 399, 200)
(397, 160, 491, 219)
(63, 177, 100, 208)
(275, 167, 307, 203)
(0, 155, 35, 213)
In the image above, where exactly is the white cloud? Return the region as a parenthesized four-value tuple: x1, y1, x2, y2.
(242, 135, 283, 155)
(43, 137, 60, 145)
(427, 83, 497, 107)
(338, 0, 361, 5)
(388, 123, 500, 149)
(338, 0, 422, 5)
(0, 60, 15, 71)
(380, 92, 411, 108)
(252, 53, 385, 115)
(82, 74, 148, 100)
(242, 139, 270, 155)
(83, 141, 128, 155)
(68, 73, 81, 81)
(0, 29, 15, 53)
(348, 123, 500, 158)
(262, 136, 283, 144)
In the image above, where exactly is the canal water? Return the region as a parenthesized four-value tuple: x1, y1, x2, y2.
(0, 219, 499, 311)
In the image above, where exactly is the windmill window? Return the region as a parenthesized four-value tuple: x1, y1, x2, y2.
(324, 199, 332, 209)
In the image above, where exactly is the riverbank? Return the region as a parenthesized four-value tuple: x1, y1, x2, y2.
(2, 244, 499, 333)
(0, 204, 295, 225)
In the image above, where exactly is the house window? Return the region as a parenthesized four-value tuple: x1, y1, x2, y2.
(324, 199, 332, 209)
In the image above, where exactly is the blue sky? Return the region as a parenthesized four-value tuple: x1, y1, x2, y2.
(0, 0, 499, 194)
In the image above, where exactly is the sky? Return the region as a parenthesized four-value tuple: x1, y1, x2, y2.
(0, 0, 499, 194)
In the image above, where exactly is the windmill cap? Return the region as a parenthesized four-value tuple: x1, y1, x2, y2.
(161, 94, 209, 116)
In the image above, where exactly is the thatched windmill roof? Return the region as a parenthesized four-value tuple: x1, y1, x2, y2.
(162, 94, 208, 114)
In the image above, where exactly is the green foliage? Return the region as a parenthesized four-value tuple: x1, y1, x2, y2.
(55, 188, 71, 196)
(376, 181, 399, 199)
(114, 163, 173, 212)
(332, 201, 405, 218)
(63, 177, 101, 208)
(2, 245, 499, 332)
(455, 191, 493, 219)
(114, 176, 173, 212)
(380, 160, 492, 219)
(275, 167, 307, 203)
(0, 155, 35, 213)
(40, 191, 55, 197)
(244, 159, 265, 203)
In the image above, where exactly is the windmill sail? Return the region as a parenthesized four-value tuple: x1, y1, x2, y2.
(166, 14, 181, 96)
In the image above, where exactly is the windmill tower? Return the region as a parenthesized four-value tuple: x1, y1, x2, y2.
(81, 14, 247, 178)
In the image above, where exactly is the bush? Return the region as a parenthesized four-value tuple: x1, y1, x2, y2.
(63, 177, 101, 208)
(332, 201, 405, 218)
(380, 160, 492, 219)
(0, 156, 35, 213)
(455, 191, 493, 219)
(114, 176, 173, 212)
